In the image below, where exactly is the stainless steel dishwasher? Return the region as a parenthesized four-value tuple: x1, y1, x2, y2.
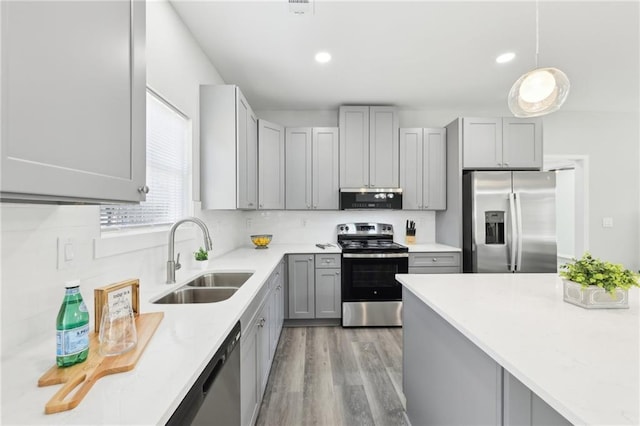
(167, 322, 241, 426)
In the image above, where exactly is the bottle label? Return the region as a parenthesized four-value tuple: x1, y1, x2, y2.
(56, 324, 89, 356)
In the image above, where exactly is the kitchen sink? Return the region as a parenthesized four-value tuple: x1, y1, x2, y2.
(185, 272, 253, 288)
(153, 287, 238, 304)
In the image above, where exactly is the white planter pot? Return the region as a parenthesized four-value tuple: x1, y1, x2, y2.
(195, 260, 209, 270)
(562, 279, 629, 309)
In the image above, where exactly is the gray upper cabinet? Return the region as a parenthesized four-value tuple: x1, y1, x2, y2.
(285, 127, 339, 210)
(237, 91, 258, 209)
(1, 0, 146, 203)
(369, 106, 400, 188)
(339, 106, 399, 188)
(201, 85, 258, 210)
(400, 128, 447, 210)
(258, 120, 285, 210)
(462, 117, 542, 170)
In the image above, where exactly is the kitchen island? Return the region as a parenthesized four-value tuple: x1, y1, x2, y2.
(397, 273, 639, 425)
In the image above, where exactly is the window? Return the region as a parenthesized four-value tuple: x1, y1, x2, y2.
(100, 90, 190, 230)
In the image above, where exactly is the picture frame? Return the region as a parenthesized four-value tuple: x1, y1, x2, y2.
(94, 278, 140, 333)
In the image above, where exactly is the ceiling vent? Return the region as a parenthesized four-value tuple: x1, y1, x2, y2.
(289, 0, 313, 15)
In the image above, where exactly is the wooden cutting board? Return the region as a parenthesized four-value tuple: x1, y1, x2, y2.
(38, 312, 164, 414)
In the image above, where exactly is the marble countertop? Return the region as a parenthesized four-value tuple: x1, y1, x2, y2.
(1, 244, 337, 425)
(396, 273, 639, 426)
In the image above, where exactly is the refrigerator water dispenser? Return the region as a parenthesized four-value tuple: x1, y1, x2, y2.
(484, 211, 504, 245)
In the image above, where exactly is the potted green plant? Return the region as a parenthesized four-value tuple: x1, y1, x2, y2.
(560, 252, 639, 309)
(194, 247, 209, 270)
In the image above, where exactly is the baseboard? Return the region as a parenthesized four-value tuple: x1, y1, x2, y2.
(283, 318, 341, 327)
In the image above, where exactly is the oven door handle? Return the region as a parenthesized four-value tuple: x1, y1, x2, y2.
(342, 253, 409, 259)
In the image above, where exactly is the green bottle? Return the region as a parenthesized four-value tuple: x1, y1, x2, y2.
(56, 281, 90, 367)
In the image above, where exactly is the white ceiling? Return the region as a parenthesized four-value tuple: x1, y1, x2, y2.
(170, 1, 639, 113)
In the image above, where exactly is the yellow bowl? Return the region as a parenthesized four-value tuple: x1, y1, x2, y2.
(250, 234, 272, 249)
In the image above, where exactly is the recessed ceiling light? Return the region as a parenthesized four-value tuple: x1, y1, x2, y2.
(496, 52, 516, 64)
(315, 51, 331, 64)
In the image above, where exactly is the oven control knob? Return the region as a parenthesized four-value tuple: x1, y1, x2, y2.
(345, 226, 349, 231)
(339, 226, 344, 231)
(374, 290, 378, 295)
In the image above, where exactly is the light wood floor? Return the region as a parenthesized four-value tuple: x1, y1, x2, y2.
(256, 326, 407, 426)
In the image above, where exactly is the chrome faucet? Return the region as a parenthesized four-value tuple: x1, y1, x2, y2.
(167, 217, 213, 284)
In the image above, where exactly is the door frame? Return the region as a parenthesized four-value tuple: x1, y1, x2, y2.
(544, 155, 590, 262)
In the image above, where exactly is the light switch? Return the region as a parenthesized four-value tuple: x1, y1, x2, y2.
(57, 237, 76, 270)
(602, 217, 614, 228)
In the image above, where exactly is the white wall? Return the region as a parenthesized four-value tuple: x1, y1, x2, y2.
(543, 111, 639, 271)
(0, 0, 242, 354)
(555, 169, 576, 259)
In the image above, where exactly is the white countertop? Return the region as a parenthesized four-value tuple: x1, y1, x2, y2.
(1, 244, 338, 425)
(404, 243, 460, 252)
(397, 273, 639, 426)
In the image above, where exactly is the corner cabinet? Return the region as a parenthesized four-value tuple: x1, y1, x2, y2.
(258, 120, 285, 210)
(462, 117, 542, 170)
(400, 128, 447, 210)
(285, 127, 339, 210)
(339, 106, 399, 188)
(201, 85, 258, 209)
(1, 0, 146, 203)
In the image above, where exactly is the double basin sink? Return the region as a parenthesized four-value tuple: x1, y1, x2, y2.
(153, 272, 253, 304)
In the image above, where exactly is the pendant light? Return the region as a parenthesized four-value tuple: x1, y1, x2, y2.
(508, 0, 570, 117)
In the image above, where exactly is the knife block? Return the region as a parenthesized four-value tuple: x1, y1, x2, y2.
(405, 235, 416, 245)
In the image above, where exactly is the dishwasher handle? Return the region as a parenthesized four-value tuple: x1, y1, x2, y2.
(202, 355, 225, 396)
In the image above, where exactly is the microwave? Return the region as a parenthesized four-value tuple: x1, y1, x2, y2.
(339, 188, 403, 210)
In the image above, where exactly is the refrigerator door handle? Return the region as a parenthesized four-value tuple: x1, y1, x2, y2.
(515, 192, 524, 272)
(508, 193, 517, 272)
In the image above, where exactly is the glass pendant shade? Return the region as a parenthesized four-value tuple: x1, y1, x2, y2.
(508, 67, 570, 117)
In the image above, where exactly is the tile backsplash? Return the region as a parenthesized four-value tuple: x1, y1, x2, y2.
(0, 203, 243, 356)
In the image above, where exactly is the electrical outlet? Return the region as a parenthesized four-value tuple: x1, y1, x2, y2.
(602, 217, 614, 228)
(302, 218, 308, 227)
(57, 237, 76, 270)
(246, 218, 252, 229)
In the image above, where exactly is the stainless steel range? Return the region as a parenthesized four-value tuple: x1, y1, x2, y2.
(337, 223, 408, 327)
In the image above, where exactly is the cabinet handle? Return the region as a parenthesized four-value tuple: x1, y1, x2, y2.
(335, 271, 339, 275)
(418, 205, 422, 209)
(308, 257, 313, 261)
(259, 204, 263, 208)
(307, 204, 310, 209)
(138, 185, 150, 194)
(313, 205, 317, 209)
(258, 318, 266, 327)
(432, 258, 438, 262)
(248, 202, 254, 206)
(497, 162, 502, 166)
(503, 162, 509, 166)
(276, 285, 281, 290)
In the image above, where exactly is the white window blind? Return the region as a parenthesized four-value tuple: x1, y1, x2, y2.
(101, 91, 190, 230)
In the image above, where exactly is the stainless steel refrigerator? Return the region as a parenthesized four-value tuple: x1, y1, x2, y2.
(462, 171, 557, 273)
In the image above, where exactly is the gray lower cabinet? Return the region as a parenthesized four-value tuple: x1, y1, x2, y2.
(288, 255, 315, 319)
(240, 264, 284, 426)
(1, 0, 146, 203)
(288, 254, 342, 320)
(404, 289, 571, 426)
(400, 128, 447, 210)
(408, 252, 461, 273)
(404, 289, 504, 425)
(314, 268, 341, 319)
